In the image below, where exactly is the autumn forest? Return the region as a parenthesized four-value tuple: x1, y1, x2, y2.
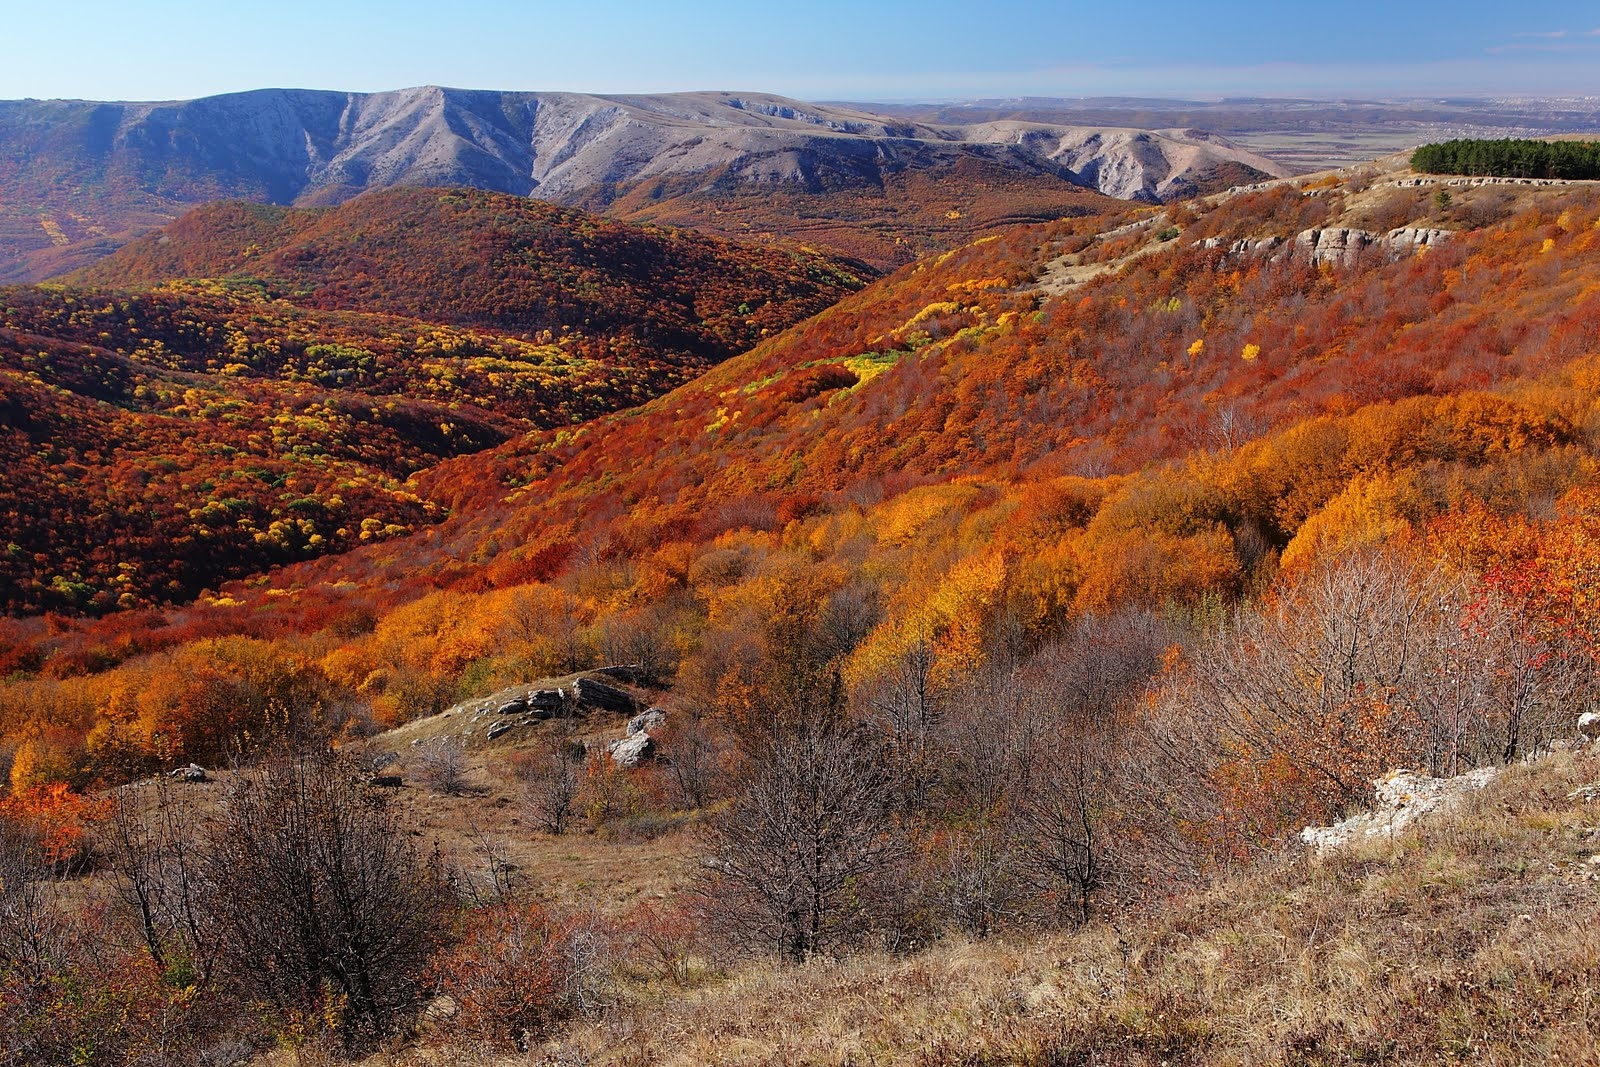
(5, 137, 1600, 1064)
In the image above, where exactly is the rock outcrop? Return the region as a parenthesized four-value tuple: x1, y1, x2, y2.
(628, 708, 667, 736)
(574, 677, 635, 715)
(1292, 226, 1451, 266)
(1300, 767, 1499, 853)
(1200, 225, 1451, 268)
(608, 732, 655, 768)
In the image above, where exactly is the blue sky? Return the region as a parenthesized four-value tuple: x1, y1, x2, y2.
(4, 1, 1598, 101)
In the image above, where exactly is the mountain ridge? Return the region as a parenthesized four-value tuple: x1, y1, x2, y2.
(0, 86, 1285, 280)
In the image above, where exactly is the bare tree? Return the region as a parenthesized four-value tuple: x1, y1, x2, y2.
(514, 733, 585, 835)
(864, 633, 946, 811)
(968, 611, 1166, 927)
(1183, 548, 1451, 816)
(1437, 586, 1592, 770)
(659, 706, 723, 812)
(699, 720, 905, 961)
(914, 812, 1025, 939)
(196, 749, 451, 1050)
(0, 818, 63, 1024)
(600, 591, 699, 683)
(100, 778, 215, 985)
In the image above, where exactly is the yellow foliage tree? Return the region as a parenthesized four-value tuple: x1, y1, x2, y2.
(1279, 469, 1429, 574)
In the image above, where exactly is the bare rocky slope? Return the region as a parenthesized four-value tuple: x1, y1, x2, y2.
(0, 86, 1286, 280)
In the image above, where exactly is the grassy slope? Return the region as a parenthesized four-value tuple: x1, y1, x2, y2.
(522, 745, 1600, 1067)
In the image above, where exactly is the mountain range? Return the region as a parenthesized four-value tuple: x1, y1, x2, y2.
(0, 86, 1287, 280)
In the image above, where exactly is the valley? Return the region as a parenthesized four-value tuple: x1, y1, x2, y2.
(0, 187, 866, 613)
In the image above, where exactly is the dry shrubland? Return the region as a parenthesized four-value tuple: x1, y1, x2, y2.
(518, 744, 1600, 1067)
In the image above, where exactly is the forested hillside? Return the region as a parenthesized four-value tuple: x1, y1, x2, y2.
(6, 167, 1600, 1064)
(2, 168, 1595, 784)
(0, 188, 868, 613)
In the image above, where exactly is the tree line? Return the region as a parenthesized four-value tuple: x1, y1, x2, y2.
(1411, 139, 1600, 180)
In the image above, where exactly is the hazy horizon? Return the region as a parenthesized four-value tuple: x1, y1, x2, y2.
(3, 0, 1596, 103)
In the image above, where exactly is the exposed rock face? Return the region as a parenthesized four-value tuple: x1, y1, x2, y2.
(1300, 767, 1499, 853)
(1294, 226, 1378, 266)
(1197, 235, 1285, 256)
(1201, 225, 1452, 267)
(1386, 227, 1451, 253)
(0, 88, 1281, 205)
(448, 673, 635, 730)
(608, 731, 655, 768)
(628, 708, 667, 736)
(574, 676, 635, 715)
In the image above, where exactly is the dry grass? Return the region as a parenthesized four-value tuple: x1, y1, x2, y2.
(347, 744, 1600, 1066)
(101, 670, 698, 921)
(353, 672, 698, 913)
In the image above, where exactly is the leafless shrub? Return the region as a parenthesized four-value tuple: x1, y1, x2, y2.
(1356, 187, 1428, 232)
(432, 901, 615, 1052)
(100, 777, 216, 984)
(699, 720, 906, 961)
(1009, 610, 1170, 922)
(0, 817, 63, 1016)
(196, 749, 451, 1051)
(415, 736, 471, 796)
(1145, 547, 1599, 866)
(1454, 187, 1516, 229)
(863, 634, 946, 811)
(511, 734, 585, 834)
(657, 706, 724, 812)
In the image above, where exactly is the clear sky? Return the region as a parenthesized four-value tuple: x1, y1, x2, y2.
(2, 0, 1597, 102)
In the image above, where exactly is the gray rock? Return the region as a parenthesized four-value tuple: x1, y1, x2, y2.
(1300, 766, 1498, 853)
(496, 697, 528, 716)
(1579, 711, 1600, 741)
(1386, 226, 1451, 252)
(608, 732, 655, 768)
(527, 688, 566, 709)
(487, 721, 517, 741)
(628, 708, 667, 736)
(1295, 226, 1378, 266)
(575, 676, 636, 714)
(170, 763, 208, 782)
